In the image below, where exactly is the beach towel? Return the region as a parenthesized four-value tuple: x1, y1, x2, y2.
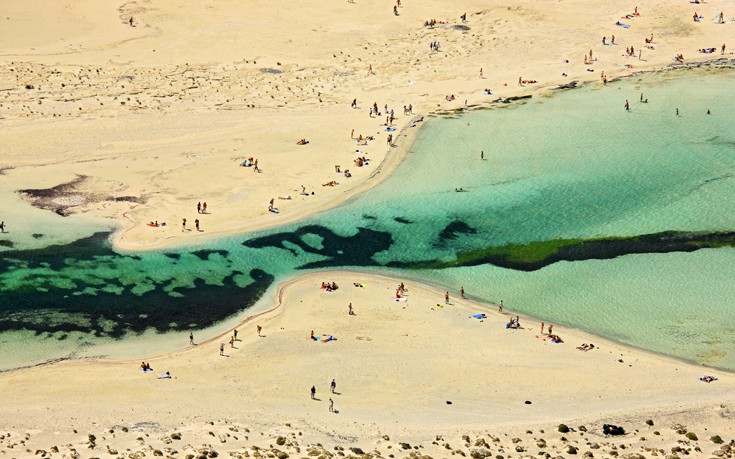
(157, 372, 171, 379)
(617, 23, 630, 28)
(472, 313, 487, 319)
(394, 297, 407, 302)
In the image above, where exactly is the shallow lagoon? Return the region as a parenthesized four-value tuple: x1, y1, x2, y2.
(1, 67, 734, 371)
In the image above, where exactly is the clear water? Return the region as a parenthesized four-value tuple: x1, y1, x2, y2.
(1, 67, 734, 371)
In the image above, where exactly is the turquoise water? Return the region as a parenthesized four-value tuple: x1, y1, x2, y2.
(1, 67, 734, 371)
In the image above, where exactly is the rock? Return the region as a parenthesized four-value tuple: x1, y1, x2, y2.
(511, 438, 522, 444)
(383, 435, 390, 441)
(536, 440, 547, 449)
(589, 443, 600, 450)
(34, 450, 47, 456)
(349, 447, 364, 455)
(578, 426, 587, 432)
(469, 448, 492, 459)
(276, 452, 289, 459)
(620, 454, 645, 459)
(711, 435, 724, 444)
(685, 432, 698, 441)
(171, 433, 182, 440)
(671, 424, 687, 435)
(153, 450, 163, 456)
(276, 437, 286, 446)
(400, 443, 412, 450)
(646, 420, 654, 426)
(558, 425, 570, 433)
(566, 446, 578, 455)
(583, 452, 594, 458)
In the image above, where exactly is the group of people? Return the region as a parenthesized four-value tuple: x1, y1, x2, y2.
(321, 281, 339, 291)
(577, 343, 595, 351)
(429, 41, 442, 52)
(310, 380, 337, 413)
(240, 157, 260, 172)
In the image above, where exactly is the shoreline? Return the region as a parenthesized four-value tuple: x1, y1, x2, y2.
(14, 56, 731, 255)
(1, 269, 733, 452)
(4, 267, 733, 379)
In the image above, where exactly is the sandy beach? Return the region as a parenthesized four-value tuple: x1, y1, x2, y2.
(1, 271, 733, 457)
(1, 0, 735, 455)
(1, 0, 733, 250)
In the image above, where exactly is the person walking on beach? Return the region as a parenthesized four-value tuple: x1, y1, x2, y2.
(460, 287, 465, 299)
(499, 300, 503, 314)
(348, 303, 355, 315)
(676, 108, 680, 116)
(0, 221, 5, 233)
(625, 100, 630, 111)
(197, 202, 201, 214)
(202, 202, 207, 213)
(330, 379, 336, 393)
(229, 337, 235, 348)
(480, 68, 483, 78)
(257, 325, 263, 336)
(189, 332, 194, 345)
(233, 329, 238, 340)
(182, 218, 187, 231)
(311, 386, 316, 400)
(219, 343, 225, 356)
(445, 291, 450, 304)
(329, 398, 334, 412)
(541, 322, 545, 334)
(481, 150, 484, 160)
(195, 219, 200, 231)
(548, 324, 554, 335)
(723, 44, 727, 55)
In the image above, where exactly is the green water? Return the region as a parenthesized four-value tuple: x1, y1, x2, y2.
(0, 66, 733, 371)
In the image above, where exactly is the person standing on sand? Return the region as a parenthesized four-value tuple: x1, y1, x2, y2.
(331, 379, 336, 393)
(0, 221, 5, 233)
(311, 386, 316, 400)
(229, 337, 234, 348)
(445, 291, 450, 304)
(481, 151, 484, 160)
(723, 44, 727, 55)
(548, 324, 553, 335)
(203, 202, 207, 213)
(182, 218, 187, 231)
(541, 322, 545, 334)
(499, 300, 503, 314)
(219, 343, 225, 356)
(676, 108, 680, 116)
(625, 100, 630, 111)
(195, 219, 200, 232)
(129, 17, 134, 26)
(233, 329, 238, 340)
(348, 303, 355, 315)
(329, 398, 334, 412)
(257, 325, 262, 336)
(460, 287, 465, 299)
(197, 202, 201, 214)
(189, 332, 194, 345)
(480, 68, 483, 78)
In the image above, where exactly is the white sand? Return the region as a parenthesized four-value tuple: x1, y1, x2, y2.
(1, 0, 734, 453)
(1, 0, 732, 250)
(0, 271, 732, 454)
